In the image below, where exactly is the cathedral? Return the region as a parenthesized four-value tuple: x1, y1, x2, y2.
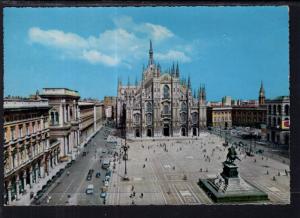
(116, 41, 207, 138)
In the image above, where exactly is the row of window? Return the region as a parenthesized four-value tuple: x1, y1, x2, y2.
(4, 120, 46, 142)
(5, 141, 47, 173)
(4, 113, 41, 123)
(268, 117, 289, 127)
(268, 104, 289, 116)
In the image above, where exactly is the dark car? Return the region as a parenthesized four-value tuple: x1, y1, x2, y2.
(96, 172, 101, 178)
(105, 170, 112, 177)
(86, 175, 92, 181)
(256, 149, 264, 154)
(83, 152, 87, 156)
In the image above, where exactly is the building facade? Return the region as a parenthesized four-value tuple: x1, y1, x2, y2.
(232, 106, 267, 128)
(39, 88, 80, 161)
(103, 96, 116, 120)
(3, 99, 60, 205)
(116, 41, 207, 137)
(266, 96, 290, 146)
(78, 100, 103, 144)
(207, 106, 232, 128)
(207, 82, 267, 129)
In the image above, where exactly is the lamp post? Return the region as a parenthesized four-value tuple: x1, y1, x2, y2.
(122, 124, 129, 181)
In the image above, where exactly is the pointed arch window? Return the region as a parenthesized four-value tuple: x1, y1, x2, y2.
(146, 102, 152, 113)
(181, 102, 187, 111)
(163, 85, 170, 99)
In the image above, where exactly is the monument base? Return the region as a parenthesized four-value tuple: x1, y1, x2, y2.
(198, 162, 268, 203)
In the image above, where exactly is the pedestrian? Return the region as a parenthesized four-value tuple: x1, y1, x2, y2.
(132, 185, 134, 191)
(140, 193, 143, 198)
(143, 164, 146, 168)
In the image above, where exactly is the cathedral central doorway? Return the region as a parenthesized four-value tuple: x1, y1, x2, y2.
(147, 129, 152, 137)
(192, 127, 197, 136)
(163, 124, 170, 136)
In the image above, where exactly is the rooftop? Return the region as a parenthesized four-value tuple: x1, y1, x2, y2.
(4, 99, 49, 109)
(40, 88, 80, 97)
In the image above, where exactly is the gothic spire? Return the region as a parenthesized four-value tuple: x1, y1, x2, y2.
(127, 76, 130, 87)
(148, 39, 154, 66)
(176, 62, 179, 77)
(135, 76, 138, 86)
(187, 75, 191, 88)
(171, 62, 175, 76)
(259, 80, 265, 95)
(202, 84, 206, 101)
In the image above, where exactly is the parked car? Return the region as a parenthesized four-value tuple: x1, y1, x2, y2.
(104, 181, 109, 187)
(96, 172, 101, 178)
(86, 184, 94, 195)
(102, 160, 110, 169)
(105, 170, 112, 177)
(86, 175, 92, 181)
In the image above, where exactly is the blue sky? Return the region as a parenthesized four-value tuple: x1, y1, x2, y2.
(4, 7, 289, 101)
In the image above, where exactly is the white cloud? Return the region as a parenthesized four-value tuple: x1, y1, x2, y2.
(28, 17, 191, 67)
(82, 50, 119, 66)
(113, 15, 174, 41)
(156, 50, 191, 63)
(28, 27, 87, 50)
(144, 23, 174, 41)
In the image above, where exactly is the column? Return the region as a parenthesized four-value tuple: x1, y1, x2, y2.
(76, 105, 80, 122)
(77, 130, 80, 146)
(52, 152, 55, 167)
(68, 105, 71, 122)
(7, 181, 12, 205)
(64, 136, 67, 156)
(41, 117, 44, 131)
(68, 134, 72, 154)
(59, 104, 64, 126)
(23, 171, 27, 192)
(64, 105, 67, 123)
(40, 158, 45, 178)
(73, 103, 76, 120)
(29, 167, 33, 188)
(16, 175, 20, 200)
(56, 150, 59, 164)
(16, 148, 20, 168)
(48, 158, 51, 171)
(35, 163, 39, 183)
(54, 151, 57, 165)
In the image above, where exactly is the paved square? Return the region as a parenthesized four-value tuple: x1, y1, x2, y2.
(107, 132, 290, 205)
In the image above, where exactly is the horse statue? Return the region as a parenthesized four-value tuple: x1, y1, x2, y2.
(225, 145, 241, 165)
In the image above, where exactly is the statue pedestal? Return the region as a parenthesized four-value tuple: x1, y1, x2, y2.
(198, 162, 268, 203)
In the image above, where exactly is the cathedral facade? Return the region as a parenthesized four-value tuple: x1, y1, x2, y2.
(116, 41, 207, 138)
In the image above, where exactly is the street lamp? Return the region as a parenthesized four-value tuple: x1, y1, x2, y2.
(121, 124, 129, 181)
